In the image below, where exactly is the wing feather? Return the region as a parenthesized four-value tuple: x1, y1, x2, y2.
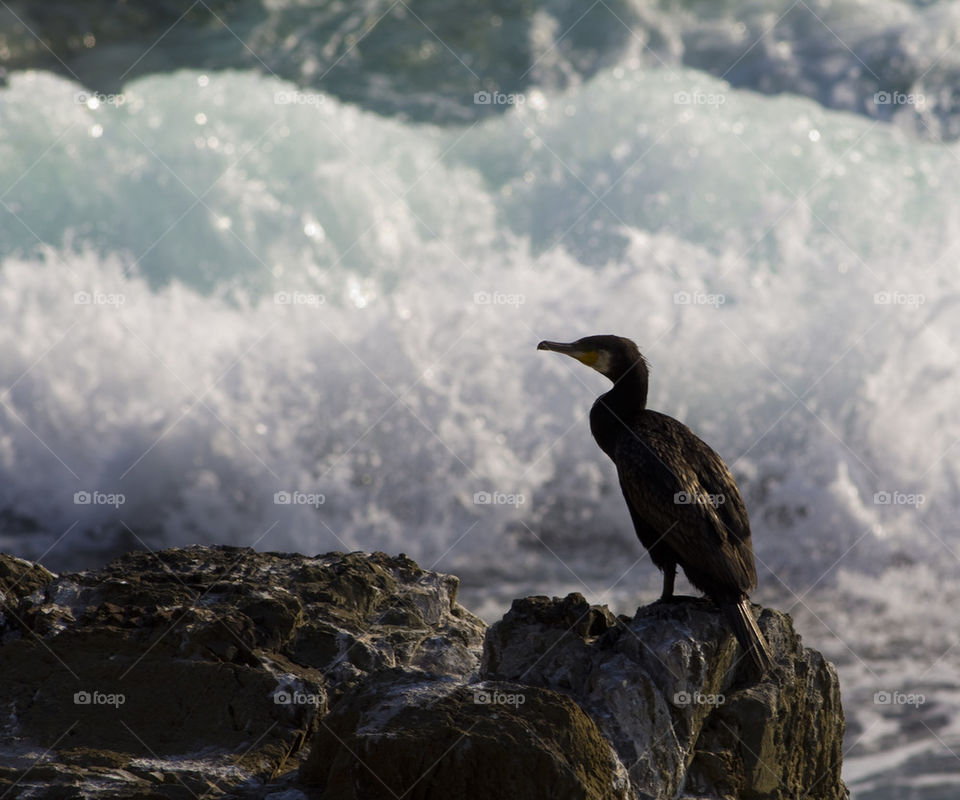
(614, 411, 756, 594)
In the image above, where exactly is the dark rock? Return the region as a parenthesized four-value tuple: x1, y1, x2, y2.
(483, 592, 848, 800)
(0, 552, 56, 601)
(300, 670, 631, 800)
(0, 546, 484, 798)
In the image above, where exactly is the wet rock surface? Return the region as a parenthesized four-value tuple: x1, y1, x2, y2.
(301, 672, 631, 800)
(0, 546, 483, 799)
(483, 593, 848, 800)
(0, 547, 846, 799)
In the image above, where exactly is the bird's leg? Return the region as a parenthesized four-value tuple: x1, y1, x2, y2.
(654, 564, 697, 605)
(654, 564, 691, 605)
(660, 562, 676, 601)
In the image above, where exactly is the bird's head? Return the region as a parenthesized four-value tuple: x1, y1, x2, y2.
(537, 335, 647, 383)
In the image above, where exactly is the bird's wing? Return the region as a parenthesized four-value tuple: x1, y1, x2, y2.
(614, 414, 756, 593)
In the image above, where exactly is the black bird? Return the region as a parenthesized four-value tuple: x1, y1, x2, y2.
(538, 334, 773, 674)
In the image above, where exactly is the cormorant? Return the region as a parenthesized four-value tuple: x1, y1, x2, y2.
(538, 334, 773, 674)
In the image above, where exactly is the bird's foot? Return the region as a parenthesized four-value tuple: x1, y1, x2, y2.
(653, 593, 698, 605)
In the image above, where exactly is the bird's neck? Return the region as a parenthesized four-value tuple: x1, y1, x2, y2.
(589, 369, 648, 458)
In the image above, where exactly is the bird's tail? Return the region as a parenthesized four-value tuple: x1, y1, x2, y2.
(722, 599, 774, 676)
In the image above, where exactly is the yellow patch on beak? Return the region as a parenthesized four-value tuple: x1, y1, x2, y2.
(576, 351, 599, 367)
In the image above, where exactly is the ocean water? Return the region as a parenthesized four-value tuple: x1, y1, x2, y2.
(2, 1, 960, 795)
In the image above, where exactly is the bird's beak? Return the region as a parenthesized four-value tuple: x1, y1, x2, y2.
(537, 340, 599, 367)
(537, 340, 578, 354)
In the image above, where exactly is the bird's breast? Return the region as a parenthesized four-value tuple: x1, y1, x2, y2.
(589, 397, 621, 460)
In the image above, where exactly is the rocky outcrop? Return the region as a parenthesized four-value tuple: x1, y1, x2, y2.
(301, 672, 632, 799)
(0, 547, 484, 799)
(0, 546, 847, 799)
(483, 593, 847, 800)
